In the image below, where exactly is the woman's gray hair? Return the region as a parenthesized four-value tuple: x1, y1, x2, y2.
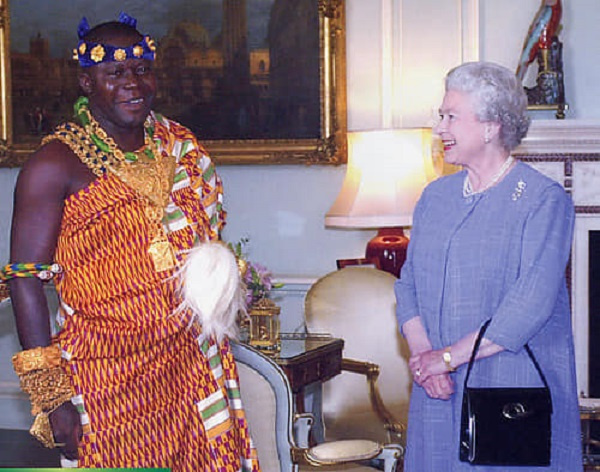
(445, 61, 531, 151)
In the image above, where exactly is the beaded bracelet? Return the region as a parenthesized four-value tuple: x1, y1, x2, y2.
(1, 262, 63, 282)
(0, 262, 62, 302)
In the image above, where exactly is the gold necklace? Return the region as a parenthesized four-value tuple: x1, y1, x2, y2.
(110, 132, 177, 272)
(46, 102, 177, 272)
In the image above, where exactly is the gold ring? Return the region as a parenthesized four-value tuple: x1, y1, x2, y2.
(54, 442, 66, 448)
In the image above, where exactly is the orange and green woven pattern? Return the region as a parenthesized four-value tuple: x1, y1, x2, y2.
(47, 117, 258, 471)
(0, 262, 62, 301)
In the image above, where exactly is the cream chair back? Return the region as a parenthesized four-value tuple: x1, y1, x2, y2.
(304, 267, 411, 444)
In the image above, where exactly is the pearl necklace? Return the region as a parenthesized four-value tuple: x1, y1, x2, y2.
(463, 156, 514, 198)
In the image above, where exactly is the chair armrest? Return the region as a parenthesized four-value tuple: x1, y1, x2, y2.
(293, 413, 314, 449)
(378, 444, 404, 472)
(341, 357, 405, 442)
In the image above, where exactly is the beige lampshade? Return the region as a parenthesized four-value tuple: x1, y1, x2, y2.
(325, 128, 438, 228)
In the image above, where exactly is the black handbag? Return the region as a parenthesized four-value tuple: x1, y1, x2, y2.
(459, 320, 552, 466)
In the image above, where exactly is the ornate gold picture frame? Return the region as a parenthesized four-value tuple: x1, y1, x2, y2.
(0, 0, 347, 167)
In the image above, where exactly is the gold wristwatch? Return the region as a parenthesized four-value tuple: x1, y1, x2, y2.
(443, 347, 456, 372)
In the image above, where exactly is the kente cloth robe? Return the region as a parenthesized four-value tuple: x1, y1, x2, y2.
(47, 114, 260, 471)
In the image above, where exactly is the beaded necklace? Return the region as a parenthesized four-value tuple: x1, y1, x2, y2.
(43, 97, 177, 272)
(73, 96, 156, 164)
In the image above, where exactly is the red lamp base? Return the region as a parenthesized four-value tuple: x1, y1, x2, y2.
(365, 227, 409, 278)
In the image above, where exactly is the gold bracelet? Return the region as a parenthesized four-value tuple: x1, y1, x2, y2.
(12, 344, 62, 376)
(19, 366, 74, 415)
(30, 403, 69, 449)
(12, 345, 74, 448)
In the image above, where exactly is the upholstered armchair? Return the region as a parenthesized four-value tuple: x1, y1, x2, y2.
(303, 267, 411, 446)
(232, 341, 403, 472)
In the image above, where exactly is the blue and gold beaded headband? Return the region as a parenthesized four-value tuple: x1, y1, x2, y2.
(73, 12, 156, 68)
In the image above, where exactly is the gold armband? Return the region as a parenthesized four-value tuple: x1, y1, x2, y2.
(12, 345, 74, 448)
(18, 366, 74, 415)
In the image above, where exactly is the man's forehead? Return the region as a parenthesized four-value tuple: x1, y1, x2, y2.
(89, 57, 152, 70)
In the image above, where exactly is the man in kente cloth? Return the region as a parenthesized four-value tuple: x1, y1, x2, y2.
(2, 12, 260, 471)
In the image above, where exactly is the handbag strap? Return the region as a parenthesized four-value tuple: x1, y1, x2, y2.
(463, 319, 550, 390)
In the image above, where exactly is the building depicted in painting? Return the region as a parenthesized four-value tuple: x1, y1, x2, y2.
(268, 0, 320, 139)
(11, 34, 79, 142)
(10, 1, 322, 142)
(154, 21, 224, 116)
(152, 8, 269, 140)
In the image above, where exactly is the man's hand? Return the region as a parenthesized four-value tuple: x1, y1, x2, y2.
(50, 402, 82, 460)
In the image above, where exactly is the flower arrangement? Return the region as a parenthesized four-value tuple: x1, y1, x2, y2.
(228, 238, 283, 307)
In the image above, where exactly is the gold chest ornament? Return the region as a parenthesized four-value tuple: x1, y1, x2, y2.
(43, 97, 177, 272)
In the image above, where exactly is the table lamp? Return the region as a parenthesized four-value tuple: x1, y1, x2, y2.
(325, 128, 438, 277)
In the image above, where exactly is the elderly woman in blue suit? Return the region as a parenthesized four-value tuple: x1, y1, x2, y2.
(395, 61, 582, 471)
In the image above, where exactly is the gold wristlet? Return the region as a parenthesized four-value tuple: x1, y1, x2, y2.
(12, 345, 74, 448)
(12, 344, 62, 375)
(30, 405, 69, 449)
(19, 367, 74, 415)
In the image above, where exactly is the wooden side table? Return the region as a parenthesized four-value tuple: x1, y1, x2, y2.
(269, 334, 343, 408)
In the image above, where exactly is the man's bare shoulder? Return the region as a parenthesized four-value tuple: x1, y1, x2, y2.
(18, 140, 94, 197)
(24, 140, 79, 173)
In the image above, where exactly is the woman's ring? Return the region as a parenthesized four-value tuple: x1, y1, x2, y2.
(415, 369, 422, 378)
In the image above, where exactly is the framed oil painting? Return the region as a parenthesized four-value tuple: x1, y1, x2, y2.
(0, 0, 346, 166)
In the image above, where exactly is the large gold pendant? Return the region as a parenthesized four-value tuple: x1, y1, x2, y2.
(148, 232, 176, 272)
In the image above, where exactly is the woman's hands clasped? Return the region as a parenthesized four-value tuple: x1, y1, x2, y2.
(409, 349, 455, 400)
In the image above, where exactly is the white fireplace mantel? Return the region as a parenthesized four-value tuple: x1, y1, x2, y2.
(517, 119, 600, 155)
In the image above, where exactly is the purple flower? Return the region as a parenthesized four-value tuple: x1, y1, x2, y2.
(244, 261, 275, 306)
(228, 239, 283, 308)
